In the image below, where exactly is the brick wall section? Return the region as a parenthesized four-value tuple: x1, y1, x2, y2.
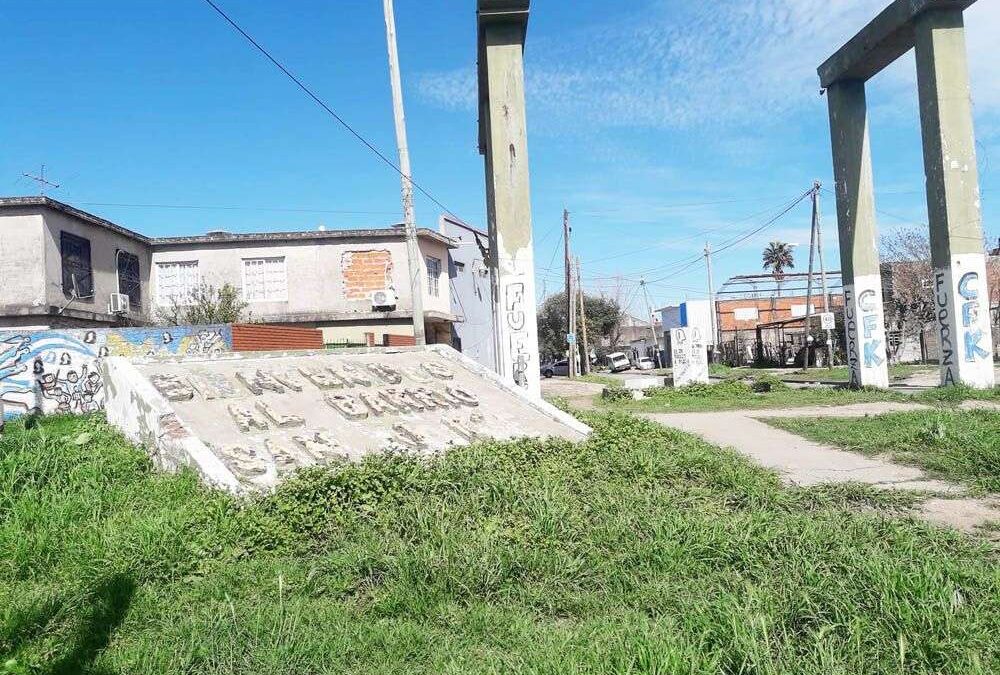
(717, 294, 845, 332)
(231, 324, 324, 352)
(384, 334, 416, 347)
(341, 250, 393, 300)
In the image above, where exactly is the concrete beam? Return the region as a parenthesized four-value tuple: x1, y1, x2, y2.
(914, 8, 995, 387)
(818, 0, 976, 88)
(477, 0, 529, 155)
(826, 80, 890, 388)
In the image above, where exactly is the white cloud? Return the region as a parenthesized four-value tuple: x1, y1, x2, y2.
(417, 0, 1000, 132)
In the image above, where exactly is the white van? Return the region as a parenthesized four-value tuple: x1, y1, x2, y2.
(607, 352, 631, 373)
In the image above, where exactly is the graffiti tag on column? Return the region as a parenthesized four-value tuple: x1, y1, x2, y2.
(958, 272, 989, 363)
(843, 287, 860, 388)
(858, 290, 883, 369)
(934, 271, 956, 386)
(504, 281, 530, 388)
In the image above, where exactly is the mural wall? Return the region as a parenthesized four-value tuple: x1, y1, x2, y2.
(0, 325, 232, 417)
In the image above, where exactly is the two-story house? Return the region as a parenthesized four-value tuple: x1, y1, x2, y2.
(0, 196, 457, 346)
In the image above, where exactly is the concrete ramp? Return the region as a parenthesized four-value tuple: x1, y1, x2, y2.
(101, 345, 589, 493)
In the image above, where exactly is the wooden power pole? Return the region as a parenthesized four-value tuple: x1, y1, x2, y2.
(383, 0, 425, 345)
(563, 209, 576, 378)
(576, 256, 590, 375)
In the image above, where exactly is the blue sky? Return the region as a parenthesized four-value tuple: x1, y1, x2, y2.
(3, 1, 999, 317)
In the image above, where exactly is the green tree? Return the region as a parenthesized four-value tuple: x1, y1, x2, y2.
(157, 282, 249, 326)
(762, 241, 796, 297)
(536, 292, 623, 362)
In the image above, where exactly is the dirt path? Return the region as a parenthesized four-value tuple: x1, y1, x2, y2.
(642, 401, 1000, 534)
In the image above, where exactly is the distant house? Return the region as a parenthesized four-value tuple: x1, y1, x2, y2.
(0, 196, 457, 346)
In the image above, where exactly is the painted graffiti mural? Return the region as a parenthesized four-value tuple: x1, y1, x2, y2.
(933, 254, 995, 389)
(670, 327, 709, 387)
(0, 325, 232, 417)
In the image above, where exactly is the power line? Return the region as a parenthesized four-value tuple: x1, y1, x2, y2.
(201, 0, 460, 219)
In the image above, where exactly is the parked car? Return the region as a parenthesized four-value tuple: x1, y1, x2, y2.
(540, 359, 570, 378)
(636, 357, 656, 370)
(607, 352, 632, 373)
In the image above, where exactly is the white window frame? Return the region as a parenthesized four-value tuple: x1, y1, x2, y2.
(734, 307, 759, 321)
(155, 260, 200, 307)
(790, 303, 816, 318)
(242, 256, 288, 302)
(425, 255, 441, 297)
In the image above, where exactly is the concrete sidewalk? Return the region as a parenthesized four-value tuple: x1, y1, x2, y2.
(643, 402, 1000, 533)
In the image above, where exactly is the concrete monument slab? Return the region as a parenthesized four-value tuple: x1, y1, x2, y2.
(101, 345, 589, 493)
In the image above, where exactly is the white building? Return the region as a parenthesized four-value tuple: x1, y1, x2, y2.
(0, 197, 457, 346)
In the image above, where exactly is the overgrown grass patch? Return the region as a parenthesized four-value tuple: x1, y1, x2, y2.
(768, 409, 1000, 493)
(2, 412, 999, 673)
(603, 378, 910, 412)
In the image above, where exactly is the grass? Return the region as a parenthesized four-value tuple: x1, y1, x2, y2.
(3, 413, 1000, 673)
(768, 409, 1000, 494)
(601, 379, 910, 413)
(776, 364, 934, 383)
(600, 376, 1000, 414)
(576, 373, 619, 386)
(709, 364, 933, 383)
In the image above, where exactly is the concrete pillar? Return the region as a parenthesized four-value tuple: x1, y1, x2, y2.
(478, 11, 541, 398)
(914, 8, 995, 388)
(826, 80, 890, 388)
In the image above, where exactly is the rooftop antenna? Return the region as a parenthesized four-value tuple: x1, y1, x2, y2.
(22, 164, 60, 196)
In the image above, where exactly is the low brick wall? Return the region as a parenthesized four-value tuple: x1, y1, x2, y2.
(231, 324, 324, 352)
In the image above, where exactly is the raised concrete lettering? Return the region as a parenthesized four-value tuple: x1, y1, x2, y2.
(104, 346, 589, 493)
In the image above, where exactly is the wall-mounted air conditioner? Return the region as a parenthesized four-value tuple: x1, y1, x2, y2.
(109, 293, 130, 314)
(371, 289, 397, 309)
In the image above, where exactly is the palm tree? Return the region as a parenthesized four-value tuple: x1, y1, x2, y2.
(762, 241, 795, 297)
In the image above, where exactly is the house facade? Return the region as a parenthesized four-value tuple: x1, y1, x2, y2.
(0, 197, 457, 346)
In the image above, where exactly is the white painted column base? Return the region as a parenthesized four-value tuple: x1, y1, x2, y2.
(842, 274, 890, 388)
(933, 253, 996, 389)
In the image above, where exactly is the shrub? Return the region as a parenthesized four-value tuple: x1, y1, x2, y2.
(750, 373, 788, 393)
(601, 385, 633, 402)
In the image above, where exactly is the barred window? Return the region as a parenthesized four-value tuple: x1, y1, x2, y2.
(425, 256, 441, 297)
(60, 232, 93, 298)
(156, 261, 200, 306)
(117, 251, 141, 308)
(242, 257, 287, 302)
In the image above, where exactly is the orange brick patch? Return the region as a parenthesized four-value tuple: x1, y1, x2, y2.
(342, 250, 393, 299)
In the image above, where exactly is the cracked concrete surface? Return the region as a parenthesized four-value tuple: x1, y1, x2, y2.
(642, 401, 1000, 533)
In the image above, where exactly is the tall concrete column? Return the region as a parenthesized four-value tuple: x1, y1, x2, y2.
(826, 80, 890, 388)
(914, 8, 995, 388)
(478, 4, 540, 398)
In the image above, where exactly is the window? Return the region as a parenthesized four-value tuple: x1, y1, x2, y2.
(425, 256, 441, 297)
(734, 307, 759, 321)
(156, 261, 200, 306)
(791, 303, 816, 318)
(242, 257, 287, 302)
(116, 250, 141, 309)
(60, 232, 93, 298)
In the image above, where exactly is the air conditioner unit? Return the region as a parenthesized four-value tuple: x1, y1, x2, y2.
(109, 293, 130, 314)
(371, 289, 397, 309)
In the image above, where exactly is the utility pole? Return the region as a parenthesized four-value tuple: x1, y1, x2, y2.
(576, 256, 590, 375)
(803, 183, 819, 373)
(814, 181, 833, 369)
(704, 241, 718, 355)
(640, 279, 661, 368)
(383, 0, 425, 345)
(563, 208, 576, 378)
